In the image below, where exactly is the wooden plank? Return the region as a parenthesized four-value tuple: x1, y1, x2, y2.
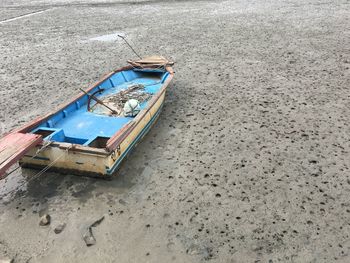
(0, 132, 42, 179)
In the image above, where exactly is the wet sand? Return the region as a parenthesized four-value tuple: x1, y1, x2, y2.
(0, 0, 350, 262)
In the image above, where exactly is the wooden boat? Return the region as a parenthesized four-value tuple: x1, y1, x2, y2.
(0, 56, 174, 179)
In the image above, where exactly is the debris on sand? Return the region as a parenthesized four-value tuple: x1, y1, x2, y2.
(0, 258, 14, 263)
(83, 216, 105, 247)
(54, 223, 66, 234)
(186, 243, 212, 259)
(83, 232, 96, 246)
(119, 199, 127, 205)
(39, 214, 51, 226)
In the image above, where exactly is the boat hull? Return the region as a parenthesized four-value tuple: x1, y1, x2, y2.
(19, 92, 166, 177)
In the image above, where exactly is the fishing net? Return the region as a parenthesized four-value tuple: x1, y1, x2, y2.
(90, 84, 152, 116)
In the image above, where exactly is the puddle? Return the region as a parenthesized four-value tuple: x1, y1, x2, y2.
(25, 173, 62, 200)
(89, 32, 126, 42)
(0, 167, 27, 202)
(0, 168, 65, 203)
(0, 159, 146, 204)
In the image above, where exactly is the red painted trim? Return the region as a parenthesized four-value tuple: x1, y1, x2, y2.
(0, 133, 42, 179)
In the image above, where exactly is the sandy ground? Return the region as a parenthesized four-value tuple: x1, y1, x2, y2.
(0, 0, 350, 262)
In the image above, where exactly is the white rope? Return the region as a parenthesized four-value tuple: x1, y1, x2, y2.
(1, 145, 71, 199)
(4, 140, 53, 178)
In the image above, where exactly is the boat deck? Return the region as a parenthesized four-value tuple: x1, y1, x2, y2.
(30, 70, 169, 148)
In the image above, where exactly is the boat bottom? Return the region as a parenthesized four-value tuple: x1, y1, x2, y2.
(19, 162, 112, 179)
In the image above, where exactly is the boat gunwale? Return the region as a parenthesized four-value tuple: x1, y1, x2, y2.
(14, 65, 174, 155)
(106, 65, 174, 151)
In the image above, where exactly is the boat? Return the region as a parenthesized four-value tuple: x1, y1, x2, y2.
(0, 56, 174, 179)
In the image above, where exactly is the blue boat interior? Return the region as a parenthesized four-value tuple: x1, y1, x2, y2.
(30, 69, 170, 148)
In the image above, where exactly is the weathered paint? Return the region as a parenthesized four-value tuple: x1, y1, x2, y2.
(17, 65, 174, 177)
(0, 133, 42, 178)
(19, 93, 165, 176)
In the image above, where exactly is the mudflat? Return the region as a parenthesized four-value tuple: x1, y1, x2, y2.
(0, 0, 349, 262)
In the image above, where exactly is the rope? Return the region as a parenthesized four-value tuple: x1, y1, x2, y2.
(0, 144, 71, 199)
(118, 34, 142, 59)
(4, 140, 53, 178)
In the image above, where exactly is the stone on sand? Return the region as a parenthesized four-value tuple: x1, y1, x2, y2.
(54, 223, 66, 234)
(39, 214, 51, 226)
